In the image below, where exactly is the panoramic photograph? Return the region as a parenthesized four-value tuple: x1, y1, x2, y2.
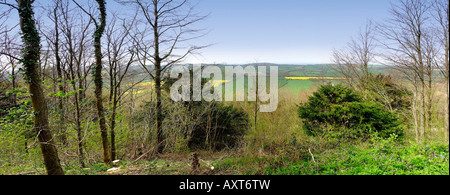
(0, 0, 448, 183)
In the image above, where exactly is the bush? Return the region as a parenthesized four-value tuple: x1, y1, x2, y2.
(298, 84, 404, 140)
(135, 94, 249, 152)
(0, 101, 34, 139)
(188, 102, 249, 151)
(359, 74, 412, 119)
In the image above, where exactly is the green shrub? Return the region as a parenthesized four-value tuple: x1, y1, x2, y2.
(359, 74, 412, 121)
(136, 95, 249, 151)
(298, 84, 404, 140)
(189, 102, 249, 151)
(0, 101, 34, 139)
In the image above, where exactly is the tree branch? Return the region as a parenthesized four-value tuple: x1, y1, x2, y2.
(71, 0, 98, 27)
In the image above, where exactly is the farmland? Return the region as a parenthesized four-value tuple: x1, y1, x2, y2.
(119, 64, 392, 98)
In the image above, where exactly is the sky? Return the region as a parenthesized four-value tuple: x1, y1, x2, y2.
(181, 0, 393, 64)
(2, 0, 394, 65)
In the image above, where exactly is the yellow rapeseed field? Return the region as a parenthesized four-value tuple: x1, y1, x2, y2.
(212, 80, 231, 87)
(123, 80, 230, 95)
(124, 81, 155, 95)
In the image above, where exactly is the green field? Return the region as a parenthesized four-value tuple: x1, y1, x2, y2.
(216, 64, 350, 94)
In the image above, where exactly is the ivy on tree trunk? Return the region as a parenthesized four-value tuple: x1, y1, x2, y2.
(17, 0, 64, 175)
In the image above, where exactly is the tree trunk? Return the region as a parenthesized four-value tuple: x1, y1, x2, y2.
(77, 69, 85, 101)
(155, 61, 164, 153)
(110, 98, 118, 161)
(153, 6, 164, 153)
(132, 0, 207, 154)
(68, 30, 85, 167)
(445, 36, 449, 139)
(10, 60, 17, 107)
(53, 2, 67, 145)
(93, 0, 112, 165)
(426, 73, 433, 138)
(17, 0, 64, 175)
(73, 84, 85, 168)
(412, 87, 420, 142)
(445, 76, 449, 139)
(421, 82, 426, 141)
(109, 65, 114, 102)
(417, 34, 427, 141)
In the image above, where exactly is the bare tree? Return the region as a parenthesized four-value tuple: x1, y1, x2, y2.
(378, 0, 435, 141)
(40, 0, 96, 167)
(431, 0, 449, 137)
(49, 0, 66, 145)
(104, 12, 138, 160)
(38, 0, 68, 146)
(0, 0, 64, 175)
(331, 21, 376, 88)
(63, 1, 93, 168)
(72, 0, 112, 165)
(0, 18, 20, 107)
(125, 0, 208, 153)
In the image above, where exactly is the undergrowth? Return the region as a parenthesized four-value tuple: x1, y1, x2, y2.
(215, 138, 449, 175)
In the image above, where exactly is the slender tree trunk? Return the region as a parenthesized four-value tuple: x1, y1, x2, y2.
(445, 76, 449, 139)
(68, 30, 86, 167)
(8, 56, 17, 107)
(77, 70, 85, 101)
(426, 73, 433, 137)
(417, 37, 427, 141)
(53, 3, 67, 146)
(363, 63, 369, 80)
(17, 0, 64, 175)
(412, 87, 420, 142)
(109, 66, 113, 102)
(421, 82, 426, 140)
(72, 83, 85, 168)
(155, 61, 164, 153)
(55, 35, 67, 145)
(110, 98, 118, 161)
(445, 39, 449, 139)
(93, 0, 112, 165)
(109, 69, 116, 160)
(153, 5, 164, 153)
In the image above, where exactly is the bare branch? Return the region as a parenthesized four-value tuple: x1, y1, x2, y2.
(71, 0, 98, 27)
(0, 1, 18, 10)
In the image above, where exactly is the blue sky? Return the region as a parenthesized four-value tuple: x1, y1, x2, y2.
(3, 0, 392, 65)
(182, 0, 392, 64)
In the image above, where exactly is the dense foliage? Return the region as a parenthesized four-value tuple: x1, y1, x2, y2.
(0, 101, 34, 139)
(188, 102, 249, 150)
(137, 95, 249, 151)
(359, 74, 413, 119)
(298, 84, 404, 140)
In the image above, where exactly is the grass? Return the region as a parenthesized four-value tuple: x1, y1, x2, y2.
(280, 79, 315, 93)
(4, 139, 446, 175)
(214, 139, 449, 175)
